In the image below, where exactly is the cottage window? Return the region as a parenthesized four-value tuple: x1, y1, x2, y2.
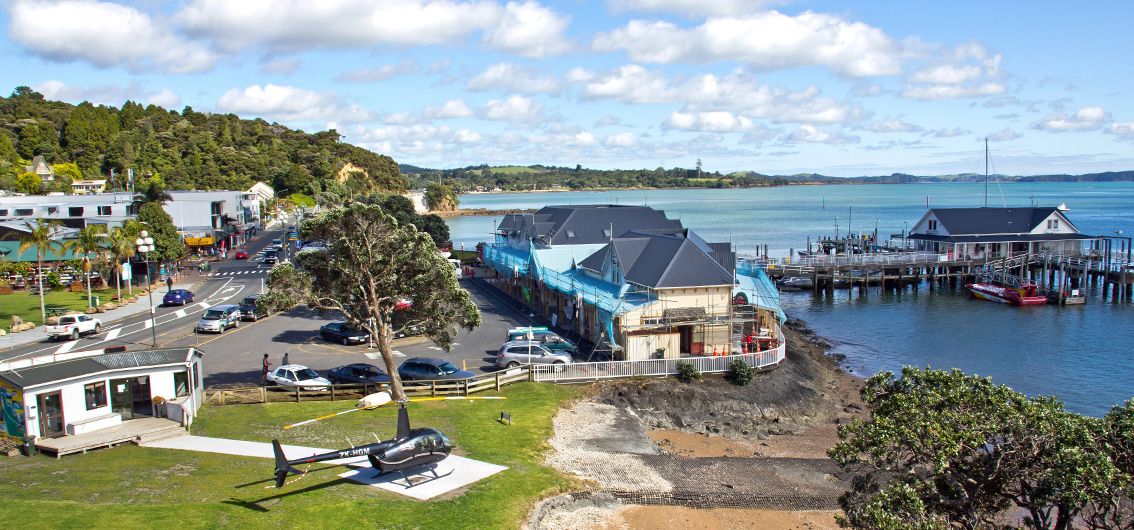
(69, 206, 84, 217)
(84, 381, 108, 410)
(174, 371, 190, 397)
(97, 206, 112, 216)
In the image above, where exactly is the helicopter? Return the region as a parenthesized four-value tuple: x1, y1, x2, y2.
(271, 391, 504, 488)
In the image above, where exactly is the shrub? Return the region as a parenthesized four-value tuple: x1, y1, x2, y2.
(727, 359, 753, 386)
(675, 360, 701, 383)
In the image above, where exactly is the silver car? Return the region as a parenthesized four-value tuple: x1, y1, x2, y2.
(196, 304, 241, 333)
(495, 341, 573, 369)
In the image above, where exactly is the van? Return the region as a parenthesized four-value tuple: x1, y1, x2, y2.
(447, 258, 462, 279)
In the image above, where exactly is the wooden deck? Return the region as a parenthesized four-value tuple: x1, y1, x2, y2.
(36, 417, 185, 458)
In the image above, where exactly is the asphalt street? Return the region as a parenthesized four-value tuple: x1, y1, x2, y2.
(2, 216, 546, 387)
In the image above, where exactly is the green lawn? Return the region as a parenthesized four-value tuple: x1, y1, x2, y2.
(0, 383, 582, 528)
(0, 287, 122, 325)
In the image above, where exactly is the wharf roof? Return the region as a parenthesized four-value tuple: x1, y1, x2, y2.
(925, 207, 1077, 235)
(0, 348, 200, 390)
(909, 233, 1099, 243)
(578, 232, 735, 289)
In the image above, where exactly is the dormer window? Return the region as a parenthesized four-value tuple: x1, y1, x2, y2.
(602, 229, 611, 237)
(566, 230, 575, 238)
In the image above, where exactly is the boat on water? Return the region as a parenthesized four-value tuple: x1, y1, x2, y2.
(778, 276, 814, 291)
(965, 282, 1047, 306)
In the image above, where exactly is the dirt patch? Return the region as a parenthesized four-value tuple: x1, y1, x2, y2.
(613, 505, 839, 530)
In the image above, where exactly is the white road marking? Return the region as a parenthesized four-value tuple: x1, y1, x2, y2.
(427, 346, 442, 351)
(105, 327, 122, 341)
(143, 320, 153, 329)
(391, 350, 406, 357)
(174, 309, 187, 318)
(55, 340, 79, 354)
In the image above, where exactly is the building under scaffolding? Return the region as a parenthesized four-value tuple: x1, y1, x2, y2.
(483, 205, 785, 360)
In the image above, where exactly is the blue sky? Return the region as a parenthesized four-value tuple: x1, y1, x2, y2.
(2, 0, 1132, 176)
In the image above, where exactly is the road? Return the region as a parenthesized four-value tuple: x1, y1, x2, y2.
(2, 216, 543, 387)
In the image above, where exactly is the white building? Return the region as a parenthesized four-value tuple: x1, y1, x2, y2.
(0, 348, 204, 443)
(907, 206, 1101, 259)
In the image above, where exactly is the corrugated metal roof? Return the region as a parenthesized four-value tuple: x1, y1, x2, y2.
(927, 207, 1077, 236)
(0, 348, 199, 389)
(909, 233, 1096, 243)
(579, 232, 735, 289)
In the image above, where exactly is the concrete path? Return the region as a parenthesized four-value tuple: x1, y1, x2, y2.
(144, 434, 508, 500)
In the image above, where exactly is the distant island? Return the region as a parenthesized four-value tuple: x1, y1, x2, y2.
(402, 163, 1134, 193)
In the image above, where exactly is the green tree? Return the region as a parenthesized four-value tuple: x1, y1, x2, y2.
(830, 367, 1124, 530)
(424, 182, 458, 212)
(15, 171, 41, 194)
(133, 176, 173, 206)
(260, 203, 480, 400)
(0, 132, 16, 163)
(17, 219, 66, 323)
(105, 225, 137, 300)
(64, 225, 106, 307)
(53, 161, 83, 181)
(136, 202, 184, 263)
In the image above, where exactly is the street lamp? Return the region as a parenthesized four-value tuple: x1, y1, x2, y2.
(135, 230, 158, 348)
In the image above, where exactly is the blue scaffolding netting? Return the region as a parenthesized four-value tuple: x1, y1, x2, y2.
(735, 262, 787, 324)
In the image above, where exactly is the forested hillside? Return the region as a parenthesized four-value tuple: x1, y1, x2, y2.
(0, 86, 406, 196)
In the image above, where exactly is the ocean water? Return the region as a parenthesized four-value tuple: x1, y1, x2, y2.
(447, 182, 1134, 415)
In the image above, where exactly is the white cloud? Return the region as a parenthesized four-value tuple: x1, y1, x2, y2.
(455, 129, 484, 143)
(9, 0, 215, 73)
(260, 57, 301, 75)
(467, 63, 560, 93)
(604, 132, 639, 147)
(177, 0, 569, 57)
(592, 11, 904, 77)
(785, 125, 859, 145)
(909, 64, 982, 84)
(986, 127, 1020, 142)
(934, 127, 968, 138)
(1032, 106, 1110, 132)
(595, 115, 623, 127)
(146, 89, 182, 109)
(482, 1, 571, 58)
(608, 0, 781, 17)
(901, 83, 1006, 100)
(865, 119, 923, 133)
(1107, 122, 1134, 141)
(217, 84, 374, 124)
(423, 99, 474, 119)
(336, 60, 418, 82)
(564, 67, 595, 83)
(479, 95, 543, 123)
(578, 65, 865, 125)
(664, 111, 754, 133)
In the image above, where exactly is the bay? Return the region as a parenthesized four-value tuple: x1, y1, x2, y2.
(447, 182, 1134, 415)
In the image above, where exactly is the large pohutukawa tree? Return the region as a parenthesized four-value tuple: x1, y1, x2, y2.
(260, 202, 481, 401)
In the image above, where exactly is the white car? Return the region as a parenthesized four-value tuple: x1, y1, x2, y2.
(266, 364, 332, 391)
(45, 314, 102, 341)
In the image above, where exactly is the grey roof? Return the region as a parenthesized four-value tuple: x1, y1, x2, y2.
(926, 207, 1077, 235)
(499, 205, 683, 246)
(0, 348, 200, 389)
(578, 232, 735, 289)
(909, 233, 1098, 243)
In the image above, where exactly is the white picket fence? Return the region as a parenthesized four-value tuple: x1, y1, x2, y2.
(531, 339, 786, 383)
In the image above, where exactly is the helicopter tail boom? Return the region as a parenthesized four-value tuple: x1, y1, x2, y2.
(272, 439, 303, 488)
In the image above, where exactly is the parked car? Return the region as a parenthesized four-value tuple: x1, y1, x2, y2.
(162, 288, 194, 306)
(496, 341, 574, 369)
(267, 364, 332, 390)
(45, 314, 101, 341)
(234, 249, 249, 260)
(398, 357, 476, 381)
(270, 238, 284, 249)
(320, 321, 369, 345)
(195, 304, 241, 333)
(505, 327, 577, 355)
(238, 295, 267, 321)
(327, 363, 392, 386)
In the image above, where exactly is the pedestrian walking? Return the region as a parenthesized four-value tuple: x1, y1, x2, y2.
(165, 276, 173, 292)
(261, 354, 271, 385)
(282, 352, 290, 366)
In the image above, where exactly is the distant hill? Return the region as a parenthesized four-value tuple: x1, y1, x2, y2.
(0, 86, 406, 197)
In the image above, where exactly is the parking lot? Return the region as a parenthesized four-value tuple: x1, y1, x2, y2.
(191, 276, 544, 387)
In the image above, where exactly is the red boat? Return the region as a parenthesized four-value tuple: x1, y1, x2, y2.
(965, 282, 1047, 306)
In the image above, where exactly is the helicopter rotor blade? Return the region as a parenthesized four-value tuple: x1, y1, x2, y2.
(280, 395, 507, 430)
(282, 407, 362, 430)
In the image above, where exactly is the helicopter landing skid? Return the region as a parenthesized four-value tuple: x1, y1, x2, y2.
(395, 463, 454, 488)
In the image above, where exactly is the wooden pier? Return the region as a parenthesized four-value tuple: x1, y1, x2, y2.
(757, 251, 1134, 303)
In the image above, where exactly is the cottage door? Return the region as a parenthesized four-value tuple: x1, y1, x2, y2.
(110, 378, 133, 420)
(36, 391, 65, 438)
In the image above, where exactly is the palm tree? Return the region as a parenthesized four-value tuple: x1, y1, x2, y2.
(65, 225, 107, 308)
(17, 219, 66, 323)
(105, 226, 136, 301)
(132, 179, 173, 209)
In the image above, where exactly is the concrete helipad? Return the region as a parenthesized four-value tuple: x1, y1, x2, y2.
(144, 435, 507, 499)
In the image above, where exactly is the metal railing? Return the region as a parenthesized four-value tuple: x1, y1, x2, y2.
(530, 338, 786, 383)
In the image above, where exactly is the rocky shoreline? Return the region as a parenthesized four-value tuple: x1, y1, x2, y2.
(528, 319, 867, 529)
(433, 207, 537, 219)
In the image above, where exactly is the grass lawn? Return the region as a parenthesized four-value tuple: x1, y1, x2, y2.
(0, 383, 583, 528)
(0, 287, 122, 325)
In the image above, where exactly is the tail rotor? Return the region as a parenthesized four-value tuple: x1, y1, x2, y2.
(272, 439, 302, 488)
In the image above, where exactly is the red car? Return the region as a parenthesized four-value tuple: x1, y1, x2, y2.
(234, 249, 249, 259)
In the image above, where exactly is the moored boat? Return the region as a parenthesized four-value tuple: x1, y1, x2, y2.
(965, 282, 1047, 306)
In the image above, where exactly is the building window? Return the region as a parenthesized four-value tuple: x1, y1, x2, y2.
(126, 204, 138, 216)
(69, 206, 84, 217)
(84, 381, 108, 410)
(173, 371, 190, 397)
(1053, 219, 1059, 229)
(928, 220, 938, 231)
(14, 208, 33, 216)
(47, 206, 58, 215)
(0, 209, 7, 216)
(97, 206, 112, 216)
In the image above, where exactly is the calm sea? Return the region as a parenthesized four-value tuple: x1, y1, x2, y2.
(447, 183, 1134, 416)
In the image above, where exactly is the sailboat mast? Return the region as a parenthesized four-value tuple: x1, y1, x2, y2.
(984, 137, 989, 208)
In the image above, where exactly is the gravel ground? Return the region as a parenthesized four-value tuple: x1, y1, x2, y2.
(545, 401, 672, 492)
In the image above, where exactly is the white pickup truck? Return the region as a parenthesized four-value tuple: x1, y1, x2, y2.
(45, 314, 102, 341)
